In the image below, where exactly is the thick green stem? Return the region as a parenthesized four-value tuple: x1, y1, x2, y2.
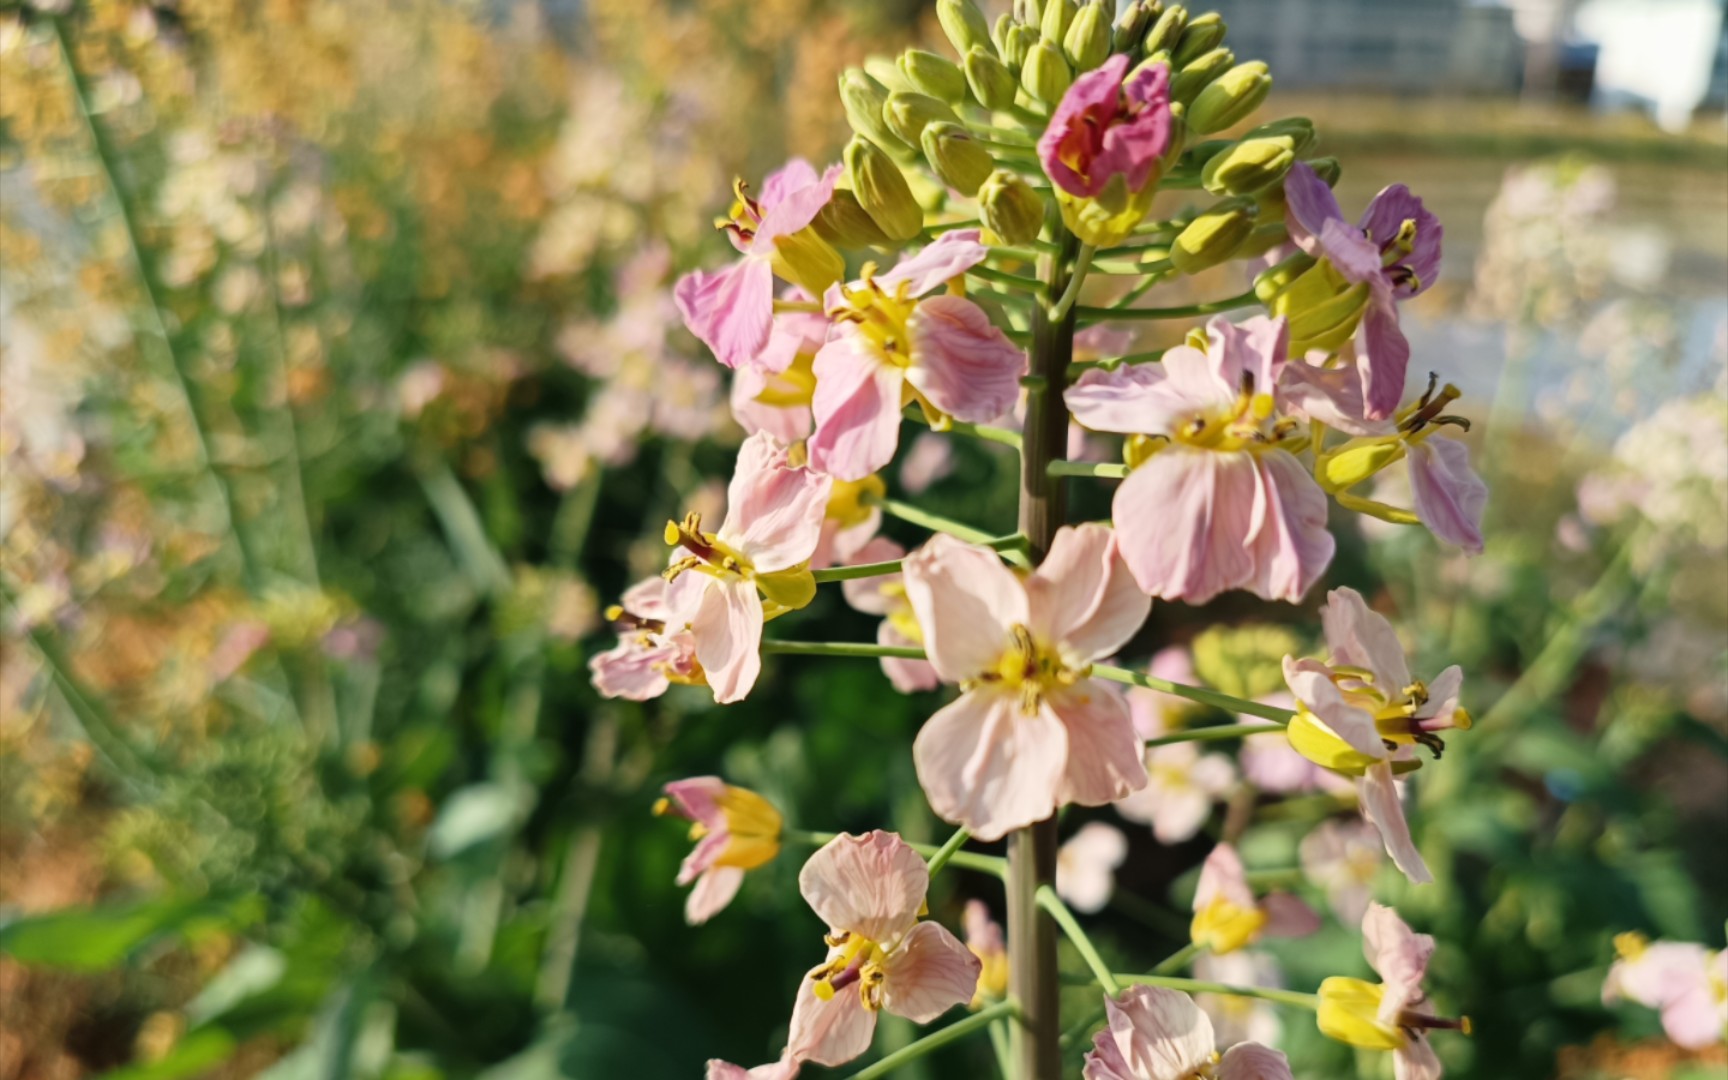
(1074, 289, 1259, 321)
(1037, 886, 1120, 995)
(1112, 974, 1320, 1010)
(1046, 244, 1096, 324)
(844, 999, 1019, 1079)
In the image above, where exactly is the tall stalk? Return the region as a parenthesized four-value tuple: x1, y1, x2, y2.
(1006, 222, 1080, 1080)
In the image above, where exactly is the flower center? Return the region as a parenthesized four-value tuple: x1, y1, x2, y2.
(1171, 372, 1297, 454)
(829, 267, 920, 368)
(717, 177, 764, 244)
(663, 511, 752, 583)
(810, 931, 890, 1010)
(752, 351, 817, 409)
(1191, 898, 1269, 954)
(964, 623, 1085, 716)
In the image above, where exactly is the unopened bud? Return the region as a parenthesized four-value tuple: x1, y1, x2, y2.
(1003, 24, 1038, 70)
(884, 90, 961, 146)
(993, 13, 1016, 59)
(1014, 0, 1044, 27)
(979, 169, 1046, 244)
(1063, 0, 1112, 71)
(1114, 1, 1157, 52)
(1307, 156, 1342, 186)
(1041, 0, 1077, 44)
(965, 48, 1018, 110)
(1142, 4, 1187, 55)
(1201, 134, 1296, 196)
(1317, 437, 1405, 492)
(812, 187, 895, 249)
(845, 137, 925, 242)
(1244, 116, 1317, 157)
(1169, 197, 1256, 274)
(1172, 12, 1226, 66)
(1169, 46, 1234, 105)
(1021, 39, 1073, 104)
(922, 122, 995, 196)
(937, 0, 995, 58)
(839, 69, 911, 154)
(901, 49, 968, 103)
(1186, 61, 1272, 134)
(1253, 250, 1317, 305)
(865, 55, 915, 94)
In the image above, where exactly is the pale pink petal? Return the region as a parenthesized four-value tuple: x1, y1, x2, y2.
(902, 535, 1028, 682)
(1053, 685, 1148, 807)
(1107, 985, 1217, 1079)
(1407, 436, 1487, 555)
(1057, 822, 1130, 914)
(1028, 524, 1151, 663)
(913, 690, 1068, 841)
(675, 258, 775, 370)
(880, 621, 940, 693)
(1150, 788, 1212, 846)
(1247, 452, 1335, 603)
(1128, 648, 1199, 740)
(808, 334, 906, 481)
(899, 432, 957, 494)
(1191, 752, 1241, 798)
(662, 777, 728, 829)
(1605, 942, 1714, 1010)
(1393, 1037, 1444, 1080)
(1421, 666, 1464, 723)
(1320, 588, 1412, 694)
(1210, 315, 1289, 394)
(757, 158, 821, 209)
(1195, 844, 1255, 911)
(718, 432, 833, 572)
(1360, 767, 1433, 885)
(876, 230, 989, 295)
(1260, 894, 1322, 939)
(588, 639, 673, 701)
(798, 831, 929, 942)
(1066, 358, 1210, 436)
(686, 866, 745, 924)
(879, 921, 981, 1023)
(692, 577, 765, 704)
(840, 537, 906, 616)
(1661, 975, 1727, 1049)
(731, 365, 813, 442)
(905, 295, 1027, 422)
(705, 1055, 800, 1080)
(1283, 656, 1389, 762)
(1114, 451, 1260, 603)
(1219, 1043, 1296, 1080)
(1275, 361, 1393, 437)
(753, 163, 842, 247)
(787, 979, 877, 1068)
(1083, 1027, 1137, 1080)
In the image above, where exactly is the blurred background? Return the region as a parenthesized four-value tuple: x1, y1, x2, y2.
(1, 1, 1724, 1078)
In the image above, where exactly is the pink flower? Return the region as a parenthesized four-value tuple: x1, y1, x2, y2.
(1194, 951, 1285, 1050)
(808, 232, 1025, 481)
(1603, 933, 1728, 1050)
(589, 577, 702, 701)
(1281, 162, 1442, 419)
(964, 900, 1009, 1005)
(1057, 822, 1130, 914)
(705, 1055, 799, 1080)
(1189, 843, 1320, 955)
(1405, 433, 1487, 555)
(1298, 818, 1385, 926)
(902, 526, 1151, 840)
(1126, 647, 1204, 739)
(655, 778, 783, 925)
(662, 433, 832, 703)
(729, 291, 828, 441)
(810, 476, 884, 570)
(1066, 315, 1335, 604)
(1039, 56, 1172, 199)
(787, 832, 980, 1067)
(1281, 588, 1472, 884)
(1083, 985, 1293, 1080)
(676, 160, 842, 370)
(1114, 740, 1236, 845)
(898, 432, 956, 494)
(840, 536, 940, 693)
(1317, 903, 1469, 1078)
(1240, 695, 1355, 796)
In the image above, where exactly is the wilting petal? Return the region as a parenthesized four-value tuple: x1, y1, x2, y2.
(1210, 315, 1288, 395)
(692, 577, 765, 704)
(675, 258, 776, 370)
(1067, 362, 1180, 436)
(1283, 657, 1392, 765)
(705, 1054, 800, 1080)
(1248, 452, 1335, 603)
(913, 690, 1068, 841)
(1052, 685, 1148, 807)
(731, 364, 814, 442)
(1261, 893, 1323, 939)
(1083, 1025, 1137, 1080)
(1393, 1036, 1444, 1080)
(1359, 765, 1432, 885)
(663, 776, 727, 829)
(589, 639, 673, 701)
(1038, 56, 1171, 199)
(1028, 524, 1150, 663)
(1421, 665, 1464, 723)
(879, 921, 981, 1023)
(1218, 1043, 1296, 1080)
(902, 535, 1029, 682)
(1106, 985, 1217, 1080)
(1321, 587, 1412, 691)
(1363, 902, 1436, 1019)
(1057, 822, 1130, 915)
(1356, 293, 1410, 421)
(720, 432, 833, 572)
(1407, 436, 1487, 555)
(1282, 162, 1347, 250)
(787, 979, 877, 1068)
(1275, 361, 1392, 437)
(877, 230, 989, 295)
(798, 831, 929, 942)
(1114, 450, 1260, 603)
(753, 163, 842, 247)
(686, 866, 745, 924)
(906, 295, 1027, 422)
(808, 334, 906, 481)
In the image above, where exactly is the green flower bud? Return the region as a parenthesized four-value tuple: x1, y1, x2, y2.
(1041, 0, 1077, 45)
(1200, 134, 1296, 196)
(992, 12, 1016, 58)
(921, 122, 995, 196)
(865, 55, 915, 94)
(1272, 259, 1369, 354)
(1063, 0, 1112, 71)
(965, 47, 1019, 110)
(839, 69, 911, 154)
(1014, 0, 1044, 27)
(937, 0, 995, 58)
(1307, 156, 1342, 186)
(845, 136, 925, 242)
(1003, 24, 1037, 70)
(1253, 249, 1316, 305)
(812, 187, 895, 249)
(1172, 12, 1226, 66)
(1244, 116, 1317, 157)
(1169, 197, 1256, 274)
(1142, 4, 1187, 55)
(1113, 1, 1157, 53)
(1169, 46, 1235, 105)
(884, 90, 961, 146)
(1021, 39, 1073, 104)
(1186, 61, 1272, 134)
(900, 49, 968, 103)
(979, 169, 1047, 244)
(1316, 436, 1405, 492)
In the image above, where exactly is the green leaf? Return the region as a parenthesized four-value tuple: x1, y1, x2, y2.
(428, 782, 532, 859)
(0, 898, 207, 972)
(100, 1029, 238, 1080)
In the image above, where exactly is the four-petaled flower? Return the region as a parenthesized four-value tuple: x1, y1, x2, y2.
(1038, 55, 1174, 247)
(1083, 984, 1294, 1080)
(1603, 932, 1728, 1050)
(589, 577, 702, 701)
(1189, 843, 1319, 955)
(1317, 903, 1470, 1079)
(656, 777, 784, 925)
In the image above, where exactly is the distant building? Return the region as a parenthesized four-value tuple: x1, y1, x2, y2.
(1196, 0, 1524, 95)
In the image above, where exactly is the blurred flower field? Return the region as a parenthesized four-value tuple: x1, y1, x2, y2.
(1, 2, 1725, 1079)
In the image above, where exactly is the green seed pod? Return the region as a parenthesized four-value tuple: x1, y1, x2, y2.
(1169, 46, 1235, 105)
(1142, 4, 1187, 55)
(1186, 61, 1272, 134)
(1041, 0, 1077, 45)
(922, 122, 996, 196)
(965, 47, 1019, 111)
(1200, 134, 1297, 196)
(1169, 197, 1257, 274)
(845, 136, 925, 242)
(883, 90, 961, 146)
(839, 69, 910, 154)
(1113, 1, 1157, 53)
(1003, 24, 1037, 70)
(1021, 38, 1073, 104)
(937, 0, 995, 58)
(811, 187, 895, 249)
(979, 169, 1047, 245)
(1253, 249, 1317, 305)
(1063, 0, 1112, 72)
(1172, 12, 1226, 66)
(900, 49, 969, 103)
(1243, 116, 1317, 157)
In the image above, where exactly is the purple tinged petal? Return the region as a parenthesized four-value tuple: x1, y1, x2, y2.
(1360, 183, 1442, 297)
(807, 334, 907, 481)
(1281, 161, 1347, 255)
(1066, 361, 1190, 436)
(752, 163, 842, 248)
(1407, 436, 1488, 554)
(1357, 292, 1410, 421)
(1274, 361, 1393, 436)
(905, 295, 1027, 422)
(1038, 56, 1171, 198)
(1321, 587, 1412, 692)
(675, 258, 776, 370)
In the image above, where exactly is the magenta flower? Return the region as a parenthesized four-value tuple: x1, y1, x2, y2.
(1038, 55, 1172, 199)
(589, 577, 701, 701)
(1189, 843, 1320, 955)
(839, 536, 940, 693)
(663, 433, 832, 703)
(902, 525, 1151, 841)
(1281, 162, 1442, 419)
(808, 231, 1025, 481)
(655, 777, 783, 925)
(787, 832, 980, 1067)
(1603, 933, 1728, 1049)
(1318, 904, 1470, 1078)
(675, 159, 841, 370)
(1404, 434, 1487, 554)
(1066, 315, 1335, 604)
(1083, 985, 1293, 1080)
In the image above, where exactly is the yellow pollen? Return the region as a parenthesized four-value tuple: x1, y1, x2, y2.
(969, 623, 1084, 716)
